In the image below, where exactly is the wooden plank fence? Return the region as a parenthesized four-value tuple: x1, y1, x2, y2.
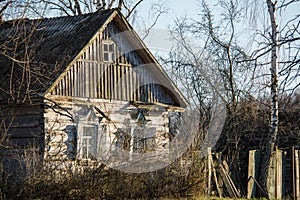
(293, 148, 300, 200)
(247, 150, 261, 198)
(247, 147, 300, 199)
(247, 149, 285, 199)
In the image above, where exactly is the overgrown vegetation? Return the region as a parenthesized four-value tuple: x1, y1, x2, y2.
(0, 148, 207, 199)
(1, 93, 299, 199)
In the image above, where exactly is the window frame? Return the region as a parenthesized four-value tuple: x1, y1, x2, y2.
(78, 123, 98, 160)
(102, 40, 115, 63)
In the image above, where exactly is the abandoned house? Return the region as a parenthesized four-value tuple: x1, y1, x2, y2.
(0, 9, 188, 176)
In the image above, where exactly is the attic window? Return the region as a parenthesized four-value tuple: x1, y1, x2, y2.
(103, 40, 114, 62)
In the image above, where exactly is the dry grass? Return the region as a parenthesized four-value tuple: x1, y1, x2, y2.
(0, 151, 209, 199)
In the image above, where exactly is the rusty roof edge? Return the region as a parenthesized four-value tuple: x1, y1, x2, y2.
(44, 9, 118, 97)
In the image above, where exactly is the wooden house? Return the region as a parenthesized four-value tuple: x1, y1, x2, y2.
(0, 9, 188, 175)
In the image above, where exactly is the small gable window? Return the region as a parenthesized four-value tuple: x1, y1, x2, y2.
(103, 40, 115, 62)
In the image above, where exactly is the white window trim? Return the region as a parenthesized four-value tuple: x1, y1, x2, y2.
(102, 40, 115, 63)
(77, 123, 98, 160)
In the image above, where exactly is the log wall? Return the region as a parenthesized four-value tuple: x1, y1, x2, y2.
(0, 103, 44, 148)
(0, 102, 45, 182)
(44, 96, 170, 164)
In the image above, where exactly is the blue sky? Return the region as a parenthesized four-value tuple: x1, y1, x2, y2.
(134, 0, 299, 94)
(135, 0, 299, 53)
(134, 0, 204, 29)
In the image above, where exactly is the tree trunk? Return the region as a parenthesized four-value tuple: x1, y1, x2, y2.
(258, 0, 279, 198)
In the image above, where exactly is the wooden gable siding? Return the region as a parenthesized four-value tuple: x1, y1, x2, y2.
(48, 21, 177, 106)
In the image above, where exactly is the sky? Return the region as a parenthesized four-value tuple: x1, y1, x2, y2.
(133, 0, 300, 55)
(134, 0, 300, 93)
(137, 0, 201, 28)
(133, 0, 202, 54)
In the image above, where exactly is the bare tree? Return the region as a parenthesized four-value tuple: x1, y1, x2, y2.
(244, 0, 299, 197)
(0, 0, 144, 18)
(164, 0, 252, 141)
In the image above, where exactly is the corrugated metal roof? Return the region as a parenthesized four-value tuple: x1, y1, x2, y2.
(0, 9, 115, 101)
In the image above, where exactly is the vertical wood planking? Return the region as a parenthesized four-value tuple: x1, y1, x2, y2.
(109, 64, 112, 99)
(47, 22, 177, 105)
(276, 149, 283, 199)
(96, 62, 100, 98)
(113, 64, 117, 100)
(69, 69, 72, 96)
(266, 149, 285, 199)
(124, 66, 128, 101)
(105, 64, 109, 99)
(100, 63, 103, 99)
(67, 71, 70, 96)
(71, 64, 74, 96)
(132, 67, 136, 101)
(128, 66, 133, 101)
(79, 61, 83, 97)
(208, 147, 212, 196)
(90, 61, 94, 98)
(87, 62, 90, 97)
(137, 68, 140, 101)
(247, 150, 261, 198)
(59, 78, 62, 96)
(296, 150, 300, 200)
(64, 72, 67, 96)
(101, 63, 105, 99)
(88, 61, 91, 98)
(93, 62, 97, 98)
(86, 49, 90, 97)
(76, 62, 79, 97)
(80, 61, 84, 97)
(103, 64, 106, 99)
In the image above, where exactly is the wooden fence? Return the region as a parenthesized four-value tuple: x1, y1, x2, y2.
(247, 147, 300, 199)
(292, 147, 300, 200)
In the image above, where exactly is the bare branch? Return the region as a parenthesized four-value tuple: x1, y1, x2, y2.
(125, 0, 143, 19)
(74, 0, 82, 15)
(142, 3, 168, 40)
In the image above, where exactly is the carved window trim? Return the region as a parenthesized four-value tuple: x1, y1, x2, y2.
(78, 123, 98, 160)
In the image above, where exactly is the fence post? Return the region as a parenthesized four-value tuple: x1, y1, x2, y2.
(247, 150, 261, 198)
(208, 147, 212, 196)
(295, 149, 300, 200)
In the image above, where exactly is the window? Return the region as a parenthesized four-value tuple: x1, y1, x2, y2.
(79, 124, 98, 159)
(116, 125, 156, 153)
(115, 128, 131, 151)
(103, 41, 114, 62)
(133, 126, 147, 153)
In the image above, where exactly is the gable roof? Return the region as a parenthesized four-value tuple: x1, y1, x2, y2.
(0, 9, 188, 108)
(0, 9, 115, 100)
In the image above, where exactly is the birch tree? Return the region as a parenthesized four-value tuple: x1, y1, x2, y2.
(245, 0, 299, 196)
(258, 0, 279, 197)
(167, 0, 298, 196)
